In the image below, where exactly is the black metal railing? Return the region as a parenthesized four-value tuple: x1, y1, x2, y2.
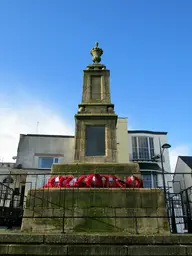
(0, 172, 191, 234)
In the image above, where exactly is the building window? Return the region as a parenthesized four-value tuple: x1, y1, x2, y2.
(149, 137, 155, 160)
(138, 137, 149, 160)
(142, 172, 157, 188)
(38, 157, 59, 169)
(132, 136, 155, 161)
(143, 174, 152, 188)
(132, 137, 138, 159)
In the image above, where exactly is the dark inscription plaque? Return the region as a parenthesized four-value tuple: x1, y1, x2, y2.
(85, 126, 105, 156)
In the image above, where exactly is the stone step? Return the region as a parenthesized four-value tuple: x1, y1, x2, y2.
(0, 233, 192, 255)
(0, 244, 191, 255)
(0, 233, 192, 244)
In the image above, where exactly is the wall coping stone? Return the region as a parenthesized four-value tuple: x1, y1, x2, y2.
(0, 233, 192, 245)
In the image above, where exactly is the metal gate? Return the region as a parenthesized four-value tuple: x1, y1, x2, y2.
(0, 182, 24, 228)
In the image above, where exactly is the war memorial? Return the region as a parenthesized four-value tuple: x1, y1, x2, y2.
(0, 43, 191, 255)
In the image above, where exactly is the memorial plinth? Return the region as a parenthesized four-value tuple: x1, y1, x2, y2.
(21, 188, 169, 234)
(51, 162, 141, 178)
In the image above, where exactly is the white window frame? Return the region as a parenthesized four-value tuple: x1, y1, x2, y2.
(132, 136, 155, 161)
(38, 157, 59, 169)
(142, 171, 158, 188)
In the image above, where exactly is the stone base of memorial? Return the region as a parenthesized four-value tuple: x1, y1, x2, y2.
(21, 187, 169, 234)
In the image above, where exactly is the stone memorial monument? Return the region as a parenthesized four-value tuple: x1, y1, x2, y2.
(21, 43, 169, 235)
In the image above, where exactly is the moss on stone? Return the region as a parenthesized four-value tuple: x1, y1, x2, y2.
(51, 162, 140, 178)
(34, 217, 63, 229)
(74, 207, 119, 233)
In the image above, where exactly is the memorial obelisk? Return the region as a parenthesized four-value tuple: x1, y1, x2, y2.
(74, 42, 117, 163)
(50, 42, 140, 175)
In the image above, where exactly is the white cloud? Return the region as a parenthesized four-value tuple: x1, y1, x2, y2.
(169, 145, 192, 172)
(0, 91, 74, 162)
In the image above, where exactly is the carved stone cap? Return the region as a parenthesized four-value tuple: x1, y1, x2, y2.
(90, 42, 103, 64)
(86, 64, 106, 70)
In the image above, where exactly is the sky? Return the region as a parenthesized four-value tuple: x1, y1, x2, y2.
(0, 0, 192, 170)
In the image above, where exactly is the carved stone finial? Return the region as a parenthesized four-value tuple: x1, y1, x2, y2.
(90, 42, 103, 64)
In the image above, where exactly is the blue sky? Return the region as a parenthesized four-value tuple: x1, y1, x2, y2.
(0, 0, 192, 168)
